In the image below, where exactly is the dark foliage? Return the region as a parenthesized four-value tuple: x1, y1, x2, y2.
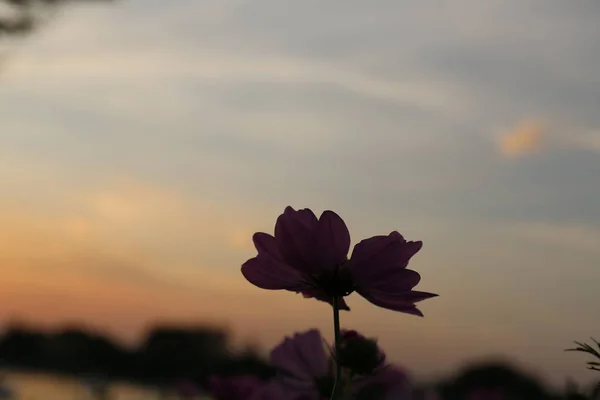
(438, 362, 551, 400)
(567, 339, 600, 372)
(0, 325, 596, 398)
(0, 323, 271, 388)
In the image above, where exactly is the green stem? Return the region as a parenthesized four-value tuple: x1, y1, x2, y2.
(329, 296, 342, 400)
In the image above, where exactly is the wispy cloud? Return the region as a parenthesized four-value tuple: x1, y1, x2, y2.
(0, 176, 311, 342)
(2, 0, 600, 383)
(5, 49, 470, 120)
(497, 118, 600, 157)
(498, 119, 545, 157)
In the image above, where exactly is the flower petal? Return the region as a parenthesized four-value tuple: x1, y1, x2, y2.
(241, 256, 311, 291)
(274, 207, 320, 274)
(253, 232, 283, 260)
(316, 210, 351, 271)
(292, 207, 319, 229)
(301, 290, 351, 311)
(270, 330, 329, 383)
(349, 232, 422, 285)
(357, 288, 437, 315)
(358, 269, 422, 292)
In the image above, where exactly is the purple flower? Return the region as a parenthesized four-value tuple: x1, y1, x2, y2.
(338, 330, 386, 375)
(209, 376, 263, 400)
(269, 329, 409, 400)
(241, 206, 437, 315)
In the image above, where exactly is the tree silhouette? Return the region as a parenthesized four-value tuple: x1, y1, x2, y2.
(438, 362, 551, 400)
(0, 323, 271, 387)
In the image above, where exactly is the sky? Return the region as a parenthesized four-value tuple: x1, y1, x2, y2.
(0, 0, 599, 386)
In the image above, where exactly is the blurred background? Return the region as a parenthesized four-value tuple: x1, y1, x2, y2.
(0, 0, 599, 398)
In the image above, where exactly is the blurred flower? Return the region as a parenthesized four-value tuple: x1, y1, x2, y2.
(338, 330, 385, 375)
(241, 206, 437, 315)
(208, 376, 263, 400)
(269, 329, 409, 400)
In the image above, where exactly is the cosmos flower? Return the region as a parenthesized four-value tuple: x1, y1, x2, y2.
(241, 206, 437, 315)
(337, 330, 386, 375)
(208, 376, 264, 400)
(269, 329, 409, 400)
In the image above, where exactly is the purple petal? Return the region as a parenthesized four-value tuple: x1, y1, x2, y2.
(241, 256, 311, 291)
(358, 269, 422, 292)
(357, 288, 437, 315)
(340, 329, 361, 341)
(274, 207, 320, 274)
(292, 207, 319, 229)
(301, 290, 351, 311)
(315, 210, 351, 271)
(349, 232, 422, 284)
(253, 232, 283, 260)
(362, 287, 438, 304)
(209, 376, 262, 400)
(270, 330, 329, 384)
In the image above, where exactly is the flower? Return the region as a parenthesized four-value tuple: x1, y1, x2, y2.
(269, 329, 409, 400)
(338, 330, 386, 375)
(241, 206, 437, 315)
(208, 376, 263, 400)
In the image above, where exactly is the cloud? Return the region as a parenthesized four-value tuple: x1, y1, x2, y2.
(5, 48, 469, 120)
(0, 176, 314, 343)
(0, 174, 273, 291)
(568, 131, 600, 152)
(497, 118, 600, 157)
(498, 119, 545, 157)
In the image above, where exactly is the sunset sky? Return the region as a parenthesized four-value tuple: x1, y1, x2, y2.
(1, 0, 599, 386)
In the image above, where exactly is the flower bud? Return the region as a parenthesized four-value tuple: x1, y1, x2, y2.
(337, 330, 385, 375)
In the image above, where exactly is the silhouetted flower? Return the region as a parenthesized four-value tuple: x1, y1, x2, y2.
(338, 330, 385, 375)
(269, 329, 409, 400)
(242, 206, 437, 315)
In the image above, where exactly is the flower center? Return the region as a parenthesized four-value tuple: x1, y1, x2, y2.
(318, 263, 355, 297)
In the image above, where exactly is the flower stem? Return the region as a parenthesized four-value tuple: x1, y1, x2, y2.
(330, 296, 342, 400)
